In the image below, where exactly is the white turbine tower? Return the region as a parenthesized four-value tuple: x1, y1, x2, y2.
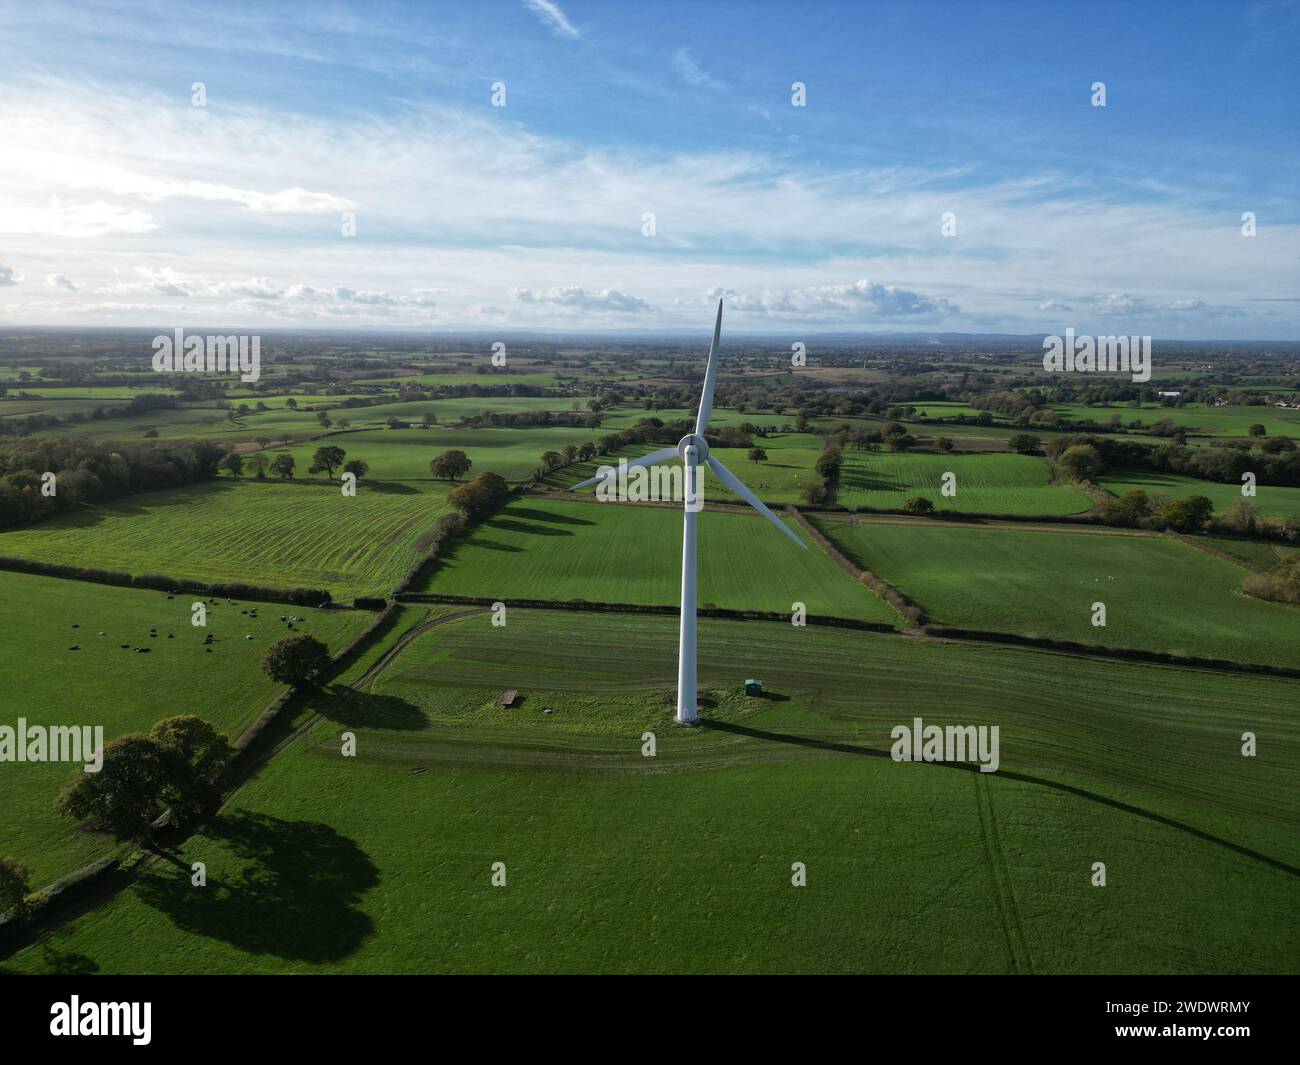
(573, 299, 806, 725)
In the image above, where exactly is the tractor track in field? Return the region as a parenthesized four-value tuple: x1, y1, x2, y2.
(973, 772, 1034, 975)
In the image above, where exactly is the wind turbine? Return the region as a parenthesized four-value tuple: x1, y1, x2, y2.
(573, 298, 806, 725)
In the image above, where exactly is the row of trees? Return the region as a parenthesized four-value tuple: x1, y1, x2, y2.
(0, 437, 226, 529)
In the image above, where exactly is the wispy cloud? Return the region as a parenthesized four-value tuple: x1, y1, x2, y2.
(523, 0, 580, 39)
(672, 48, 728, 91)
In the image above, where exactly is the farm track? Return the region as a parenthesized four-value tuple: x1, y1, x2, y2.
(973, 773, 1034, 974)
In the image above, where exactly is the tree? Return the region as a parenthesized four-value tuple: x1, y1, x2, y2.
(310, 445, 347, 479)
(1153, 494, 1213, 533)
(219, 452, 244, 478)
(431, 449, 472, 481)
(270, 453, 296, 480)
(262, 635, 332, 687)
(935, 436, 954, 453)
(317, 411, 332, 428)
(1219, 499, 1260, 535)
(540, 450, 563, 472)
(449, 471, 509, 518)
(903, 496, 935, 515)
(149, 716, 233, 825)
(286, 398, 298, 410)
(1249, 423, 1266, 438)
(1007, 433, 1041, 455)
(247, 453, 268, 479)
(343, 459, 369, 480)
(422, 412, 436, 428)
(748, 447, 768, 464)
(800, 482, 828, 505)
(0, 854, 32, 921)
(54, 734, 174, 842)
(336, 417, 351, 429)
(1058, 444, 1103, 481)
(888, 433, 916, 452)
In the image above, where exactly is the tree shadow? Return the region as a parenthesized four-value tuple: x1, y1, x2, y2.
(361, 480, 420, 494)
(462, 536, 523, 552)
(507, 506, 595, 526)
(135, 811, 379, 963)
(318, 685, 428, 730)
(488, 519, 573, 537)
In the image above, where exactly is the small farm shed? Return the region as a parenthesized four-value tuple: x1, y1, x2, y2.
(497, 689, 520, 707)
(744, 678, 763, 696)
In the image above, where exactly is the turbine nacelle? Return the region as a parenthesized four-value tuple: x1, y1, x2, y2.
(676, 433, 709, 465)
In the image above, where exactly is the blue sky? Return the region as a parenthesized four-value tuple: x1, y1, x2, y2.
(0, 0, 1296, 337)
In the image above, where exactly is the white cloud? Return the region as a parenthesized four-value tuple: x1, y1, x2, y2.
(0, 200, 158, 238)
(0, 262, 18, 286)
(522, 0, 579, 39)
(45, 272, 77, 291)
(710, 279, 958, 320)
(513, 286, 649, 312)
(0, 79, 1292, 333)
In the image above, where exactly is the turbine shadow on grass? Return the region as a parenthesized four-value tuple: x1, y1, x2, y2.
(135, 812, 378, 963)
(701, 720, 1300, 879)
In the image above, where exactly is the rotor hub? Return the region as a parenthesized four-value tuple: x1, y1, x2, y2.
(677, 433, 709, 464)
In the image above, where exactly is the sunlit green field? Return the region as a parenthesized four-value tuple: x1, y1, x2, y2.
(817, 514, 1300, 667)
(836, 450, 1092, 515)
(6, 609, 1296, 975)
(1098, 468, 1300, 520)
(417, 497, 897, 622)
(273, 425, 606, 482)
(0, 570, 369, 884)
(0, 479, 450, 600)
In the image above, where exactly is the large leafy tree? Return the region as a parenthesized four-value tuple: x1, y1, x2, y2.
(310, 445, 347, 479)
(430, 449, 472, 481)
(262, 635, 332, 687)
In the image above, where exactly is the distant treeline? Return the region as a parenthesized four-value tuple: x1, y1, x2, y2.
(0, 436, 224, 529)
(1044, 433, 1300, 488)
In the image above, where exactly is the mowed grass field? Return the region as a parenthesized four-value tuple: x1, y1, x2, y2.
(7, 609, 1296, 974)
(1098, 467, 1300, 520)
(273, 425, 606, 482)
(817, 515, 1300, 668)
(837, 450, 1093, 516)
(0, 479, 451, 601)
(416, 497, 897, 622)
(544, 436, 824, 504)
(0, 570, 370, 885)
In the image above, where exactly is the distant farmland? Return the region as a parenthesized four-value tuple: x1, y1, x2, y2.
(836, 451, 1092, 516)
(817, 515, 1300, 668)
(417, 497, 898, 623)
(0, 479, 450, 601)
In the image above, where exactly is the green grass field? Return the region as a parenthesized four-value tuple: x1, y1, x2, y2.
(416, 497, 897, 622)
(0, 479, 450, 601)
(274, 425, 606, 482)
(6, 609, 1295, 974)
(836, 450, 1093, 515)
(1098, 467, 1300, 520)
(817, 515, 1300, 668)
(0, 570, 369, 884)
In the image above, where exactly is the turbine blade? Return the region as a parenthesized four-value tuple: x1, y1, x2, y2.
(694, 298, 724, 435)
(570, 446, 680, 491)
(705, 456, 807, 549)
